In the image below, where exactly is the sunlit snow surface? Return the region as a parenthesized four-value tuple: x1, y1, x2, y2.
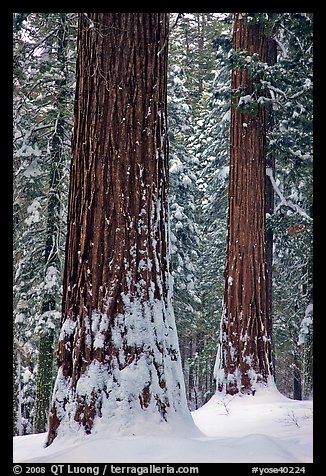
(13, 383, 312, 463)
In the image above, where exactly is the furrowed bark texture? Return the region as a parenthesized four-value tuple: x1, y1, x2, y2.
(217, 13, 273, 395)
(47, 13, 188, 445)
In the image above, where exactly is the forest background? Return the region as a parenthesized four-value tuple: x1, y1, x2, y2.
(12, 12, 313, 436)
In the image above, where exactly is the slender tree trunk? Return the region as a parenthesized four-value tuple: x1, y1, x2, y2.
(33, 125, 64, 432)
(293, 348, 303, 400)
(294, 261, 310, 400)
(216, 13, 273, 395)
(33, 14, 69, 433)
(303, 256, 313, 398)
(265, 36, 277, 374)
(33, 333, 55, 432)
(196, 13, 205, 96)
(304, 330, 313, 398)
(47, 13, 190, 446)
(16, 349, 23, 436)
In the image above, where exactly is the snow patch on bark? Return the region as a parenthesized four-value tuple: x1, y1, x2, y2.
(50, 293, 198, 440)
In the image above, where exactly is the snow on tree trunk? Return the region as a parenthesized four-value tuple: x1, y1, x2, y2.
(47, 13, 192, 446)
(215, 13, 273, 395)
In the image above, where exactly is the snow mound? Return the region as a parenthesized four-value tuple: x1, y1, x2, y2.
(13, 385, 312, 463)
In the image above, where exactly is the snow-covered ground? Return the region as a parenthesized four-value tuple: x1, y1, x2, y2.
(13, 383, 312, 463)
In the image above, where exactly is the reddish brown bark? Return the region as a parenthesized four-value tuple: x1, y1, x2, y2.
(265, 35, 277, 369)
(47, 13, 187, 446)
(217, 13, 273, 395)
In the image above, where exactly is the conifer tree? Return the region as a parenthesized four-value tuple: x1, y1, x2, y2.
(216, 13, 273, 395)
(167, 47, 202, 408)
(263, 13, 313, 398)
(214, 12, 313, 398)
(168, 13, 230, 408)
(13, 12, 75, 434)
(33, 13, 73, 433)
(47, 13, 193, 445)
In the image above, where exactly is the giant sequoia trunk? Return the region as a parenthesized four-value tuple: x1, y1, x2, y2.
(215, 13, 273, 395)
(47, 13, 190, 446)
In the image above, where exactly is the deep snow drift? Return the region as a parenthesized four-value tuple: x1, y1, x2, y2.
(13, 383, 312, 463)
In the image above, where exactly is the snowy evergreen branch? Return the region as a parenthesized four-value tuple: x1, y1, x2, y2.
(157, 13, 184, 56)
(266, 168, 312, 222)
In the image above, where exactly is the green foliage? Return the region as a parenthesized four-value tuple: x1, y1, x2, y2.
(168, 13, 231, 409)
(13, 13, 76, 434)
(13, 12, 313, 431)
(169, 13, 226, 116)
(267, 13, 313, 399)
(194, 12, 313, 400)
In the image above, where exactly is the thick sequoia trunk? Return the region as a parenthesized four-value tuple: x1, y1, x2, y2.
(47, 13, 189, 445)
(216, 13, 273, 395)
